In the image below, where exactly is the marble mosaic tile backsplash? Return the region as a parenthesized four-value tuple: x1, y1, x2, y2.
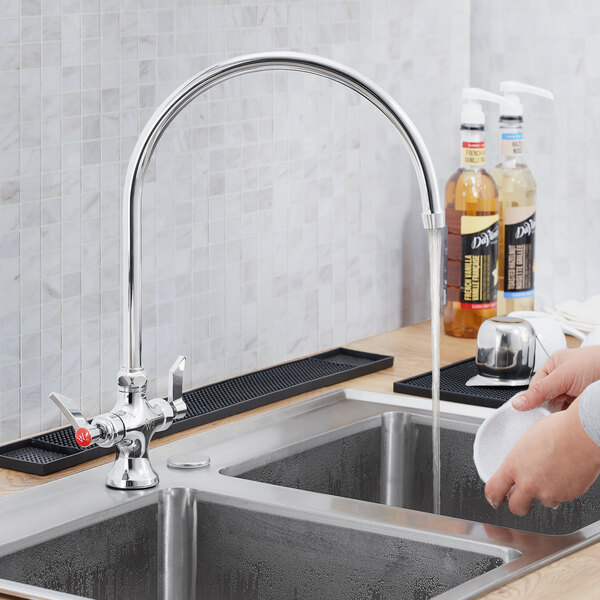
(1, 0, 470, 441)
(471, 0, 600, 311)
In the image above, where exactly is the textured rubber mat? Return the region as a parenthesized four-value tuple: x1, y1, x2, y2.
(394, 357, 526, 409)
(0, 348, 393, 476)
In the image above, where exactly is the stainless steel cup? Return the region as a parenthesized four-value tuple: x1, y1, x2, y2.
(475, 316, 536, 381)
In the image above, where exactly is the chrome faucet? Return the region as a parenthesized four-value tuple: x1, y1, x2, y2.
(50, 356, 186, 489)
(50, 51, 444, 490)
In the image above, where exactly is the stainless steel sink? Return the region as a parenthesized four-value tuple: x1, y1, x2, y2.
(0, 488, 507, 600)
(229, 410, 600, 536)
(0, 389, 598, 599)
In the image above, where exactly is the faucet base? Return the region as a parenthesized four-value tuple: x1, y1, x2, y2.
(106, 456, 159, 490)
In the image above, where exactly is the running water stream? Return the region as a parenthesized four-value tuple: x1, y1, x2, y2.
(428, 227, 443, 515)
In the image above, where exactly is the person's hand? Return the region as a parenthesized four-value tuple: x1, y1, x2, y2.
(485, 398, 600, 515)
(512, 346, 600, 412)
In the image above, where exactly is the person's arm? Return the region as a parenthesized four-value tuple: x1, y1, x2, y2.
(485, 389, 600, 515)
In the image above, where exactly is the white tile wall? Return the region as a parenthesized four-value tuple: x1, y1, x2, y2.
(0, 0, 470, 441)
(471, 0, 600, 310)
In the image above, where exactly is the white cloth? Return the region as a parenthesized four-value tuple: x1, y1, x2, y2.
(473, 399, 551, 483)
(543, 295, 600, 335)
(579, 380, 600, 446)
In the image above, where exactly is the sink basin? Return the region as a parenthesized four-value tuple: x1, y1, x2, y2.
(0, 488, 506, 600)
(230, 410, 600, 536)
(0, 388, 597, 599)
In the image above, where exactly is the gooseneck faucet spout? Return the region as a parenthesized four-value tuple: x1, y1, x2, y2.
(123, 51, 444, 375)
(51, 51, 445, 490)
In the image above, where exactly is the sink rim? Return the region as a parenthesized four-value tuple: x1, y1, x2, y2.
(0, 388, 598, 600)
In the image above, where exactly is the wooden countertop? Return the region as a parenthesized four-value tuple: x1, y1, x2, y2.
(0, 321, 595, 599)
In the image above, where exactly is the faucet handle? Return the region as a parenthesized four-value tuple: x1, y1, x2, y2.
(167, 355, 187, 420)
(49, 393, 104, 448)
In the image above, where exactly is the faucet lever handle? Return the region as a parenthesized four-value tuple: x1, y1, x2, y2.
(167, 355, 187, 420)
(49, 393, 104, 448)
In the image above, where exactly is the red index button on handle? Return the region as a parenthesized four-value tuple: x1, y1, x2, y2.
(75, 428, 92, 447)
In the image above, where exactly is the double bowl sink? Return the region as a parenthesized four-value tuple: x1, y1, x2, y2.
(0, 389, 599, 599)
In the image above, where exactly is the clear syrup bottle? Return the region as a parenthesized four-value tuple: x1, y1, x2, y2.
(490, 81, 553, 316)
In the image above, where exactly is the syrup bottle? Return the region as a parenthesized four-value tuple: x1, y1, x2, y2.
(444, 88, 512, 338)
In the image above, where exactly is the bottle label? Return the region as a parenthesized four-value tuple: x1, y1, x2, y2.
(461, 141, 485, 167)
(504, 206, 535, 298)
(460, 215, 499, 309)
(501, 131, 523, 157)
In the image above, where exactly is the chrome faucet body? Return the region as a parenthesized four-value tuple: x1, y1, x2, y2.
(51, 51, 444, 490)
(50, 356, 186, 489)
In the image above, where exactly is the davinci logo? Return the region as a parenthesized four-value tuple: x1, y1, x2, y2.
(470, 224, 499, 250)
(515, 217, 536, 240)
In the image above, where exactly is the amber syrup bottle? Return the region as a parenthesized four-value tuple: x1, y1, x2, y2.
(444, 89, 502, 338)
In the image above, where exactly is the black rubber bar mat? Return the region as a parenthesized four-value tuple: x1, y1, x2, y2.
(393, 357, 527, 409)
(0, 348, 393, 476)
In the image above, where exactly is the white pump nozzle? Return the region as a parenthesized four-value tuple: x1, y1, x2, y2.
(461, 88, 514, 127)
(499, 81, 554, 117)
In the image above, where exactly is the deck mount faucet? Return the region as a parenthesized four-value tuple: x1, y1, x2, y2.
(49, 51, 444, 490)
